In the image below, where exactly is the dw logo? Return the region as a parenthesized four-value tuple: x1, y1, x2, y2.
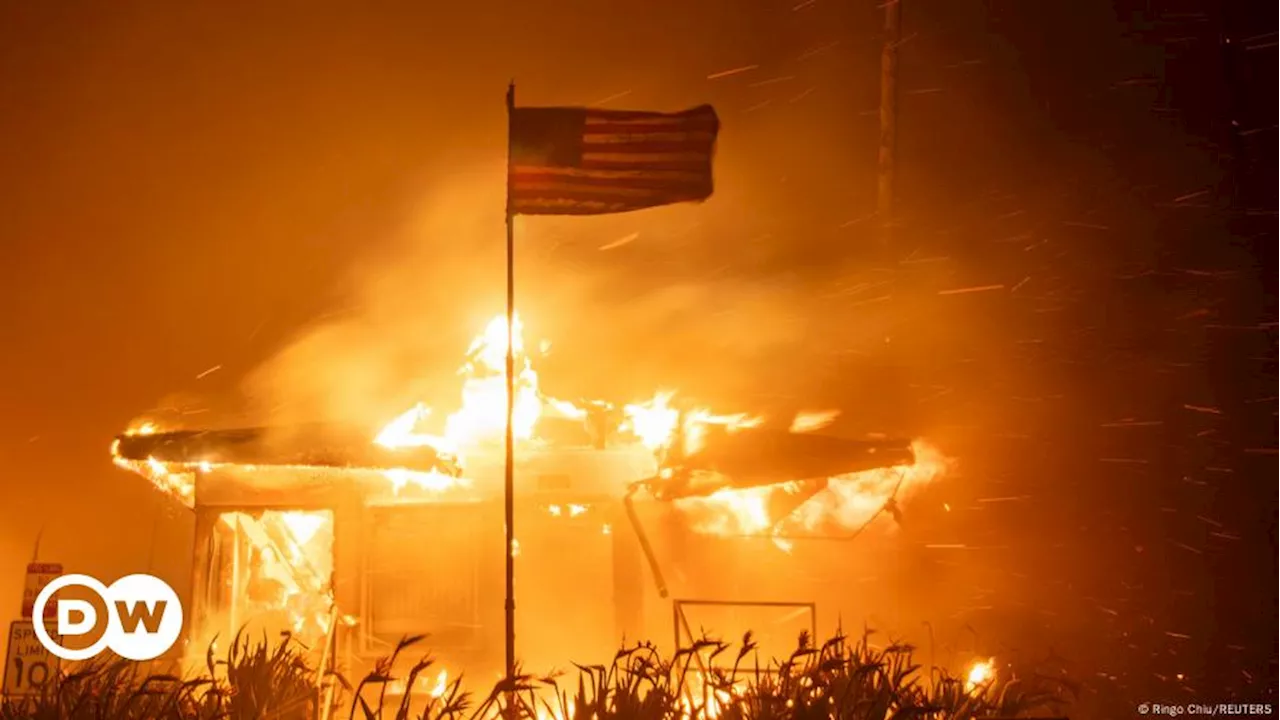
(31, 574, 183, 661)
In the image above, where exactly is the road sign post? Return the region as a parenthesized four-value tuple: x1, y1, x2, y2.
(2, 621, 58, 698)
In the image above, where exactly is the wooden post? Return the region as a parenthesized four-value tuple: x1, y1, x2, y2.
(876, 0, 901, 247)
(189, 509, 217, 647)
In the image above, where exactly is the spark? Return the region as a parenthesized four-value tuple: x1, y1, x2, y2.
(196, 365, 223, 379)
(707, 65, 759, 80)
(599, 232, 639, 250)
(788, 87, 815, 103)
(1240, 31, 1278, 43)
(938, 284, 1005, 296)
(591, 90, 632, 106)
(1173, 189, 1211, 204)
(1112, 77, 1160, 87)
(795, 40, 840, 61)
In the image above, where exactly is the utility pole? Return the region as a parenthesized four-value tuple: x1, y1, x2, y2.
(876, 0, 902, 249)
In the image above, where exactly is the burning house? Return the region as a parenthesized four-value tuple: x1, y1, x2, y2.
(110, 315, 945, 685)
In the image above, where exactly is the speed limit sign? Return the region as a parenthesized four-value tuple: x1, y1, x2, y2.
(2, 621, 59, 698)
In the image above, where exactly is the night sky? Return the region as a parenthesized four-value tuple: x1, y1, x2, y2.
(0, 1, 1275, 717)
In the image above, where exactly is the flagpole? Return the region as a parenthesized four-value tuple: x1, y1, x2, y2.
(502, 80, 518, 689)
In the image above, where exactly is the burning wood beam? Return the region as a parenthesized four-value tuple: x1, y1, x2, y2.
(655, 427, 914, 499)
(113, 424, 462, 476)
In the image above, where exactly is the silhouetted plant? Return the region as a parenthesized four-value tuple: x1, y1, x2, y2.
(0, 627, 1074, 719)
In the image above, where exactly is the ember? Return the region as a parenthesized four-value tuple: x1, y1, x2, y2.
(966, 657, 997, 693)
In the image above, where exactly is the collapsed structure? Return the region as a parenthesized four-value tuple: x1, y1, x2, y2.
(110, 315, 943, 685)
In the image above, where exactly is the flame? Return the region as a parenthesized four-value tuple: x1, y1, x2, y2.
(678, 669, 748, 719)
(622, 392, 762, 455)
(543, 502, 589, 518)
(112, 304, 965, 710)
(791, 440, 947, 529)
(113, 450, 197, 505)
(789, 409, 840, 433)
(119, 310, 953, 565)
(680, 408, 762, 455)
(675, 441, 948, 541)
(180, 509, 335, 675)
(429, 669, 449, 697)
(378, 668, 460, 703)
(533, 699, 575, 720)
(965, 657, 996, 692)
(680, 486, 774, 535)
(371, 314, 551, 494)
(375, 404, 449, 452)
(623, 391, 681, 448)
(279, 511, 326, 546)
(446, 314, 541, 445)
(126, 422, 159, 436)
(545, 397, 588, 420)
(382, 468, 469, 494)
(376, 314, 541, 460)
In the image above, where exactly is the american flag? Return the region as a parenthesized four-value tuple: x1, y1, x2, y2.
(507, 104, 719, 216)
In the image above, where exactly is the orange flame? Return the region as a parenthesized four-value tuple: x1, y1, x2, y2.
(675, 441, 948, 542)
(622, 391, 681, 449)
(445, 314, 542, 445)
(119, 311, 952, 540)
(376, 314, 542, 461)
(965, 657, 996, 693)
(789, 409, 840, 433)
(622, 391, 762, 455)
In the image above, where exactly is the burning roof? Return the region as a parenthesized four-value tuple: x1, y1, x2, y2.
(653, 425, 915, 499)
(112, 424, 462, 476)
(112, 313, 948, 536)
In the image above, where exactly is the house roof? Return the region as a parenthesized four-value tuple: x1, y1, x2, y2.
(112, 423, 461, 476)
